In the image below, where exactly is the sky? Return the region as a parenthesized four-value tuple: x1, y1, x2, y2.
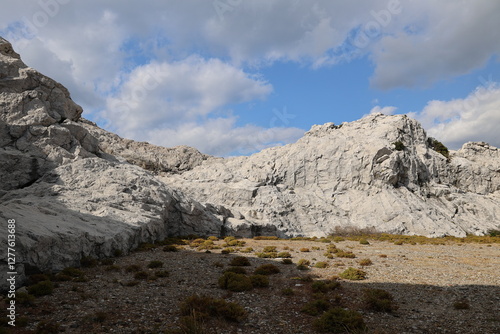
(1, 0, 499, 156)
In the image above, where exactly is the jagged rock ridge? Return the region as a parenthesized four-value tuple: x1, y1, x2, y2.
(0, 37, 499, 289)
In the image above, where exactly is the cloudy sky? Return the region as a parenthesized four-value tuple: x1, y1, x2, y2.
(1, 0, 499, 156)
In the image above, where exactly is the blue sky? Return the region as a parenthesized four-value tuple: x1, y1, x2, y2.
(1, 0, 499, 156)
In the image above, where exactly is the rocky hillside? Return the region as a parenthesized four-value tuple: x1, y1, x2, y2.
(0, 36, 499, 289)
(162, 115, 500, 238)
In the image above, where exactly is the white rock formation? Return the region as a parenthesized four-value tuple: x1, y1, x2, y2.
(161, 114, 500, 238)
(0, 36, 499, 290)
(0, 37, 224, 289)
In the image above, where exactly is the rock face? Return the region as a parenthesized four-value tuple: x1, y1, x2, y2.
(0, 37, 223, 289)
(161, 115, 500, 238)
(0, 37, 499, 290)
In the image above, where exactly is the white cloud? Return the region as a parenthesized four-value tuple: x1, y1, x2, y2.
(147, 117, 305, 156)
(410, 83, 500, 149)
(370, 0, 500, 89)
(101, 56, 305, 156)
(369, 105, 398, 115)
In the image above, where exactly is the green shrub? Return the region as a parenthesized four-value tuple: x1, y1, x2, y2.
(332, 236, 345, 242)
(253, 236, 279, 240)
(394, 240, 404, 245)
(61, 267, 85, 278)
(225, 239, 246, 247)
(263, 246, 277, 252)
(313, 307, 366, 333)
(301, 299, 331, 316)
(134, 271, 149, 280)
(180, 295, 246, 322)
(250, 274, 270, 288)
(105, 265, 121, 272)
(229, 256, 251, 266)
(27, 274, 51, 285)
(335, 250, 356, 258)
(358, 259, 373, 266)
(254, 264, 280, 275)
(393, 141, 405, 151)
(363, 288, 395, 312)
(428, 137, 450, 159)
(14, 292, 35, 305)
(147, 260, 163, 269)
(123, 281, 139, 287)
(28, 281, 54, 297)
(163, 245, 178, 252)
(221, 248, 236, 254)
(281, 288, 295, 296)
(240, 247, 254, 253)
(311, 280, 341, 293)
(125, 264, 141, 272)
(359, 238, 370, 245)
(297, 259, 310, 266)
(256, 252, 278, 258)
(218, 272, 253, 292)
(339, 268, 367, 281)
(314, 262, 329, 268)
(155, 270, 170, 278)
(277, 251, 292, 258)
(224, 267, 247, 275)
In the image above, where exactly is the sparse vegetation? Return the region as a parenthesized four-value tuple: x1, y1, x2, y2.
(254, 264, 280, 275)
(428, 137, 450, 159)
(339, 268, 367, 281)
(359, 238, 370, 245)
(263, 246, 277, 252)
(134, 271, 149, 280)
(313, 307, 366, 333)
(363, 288, 395, 312)
(218, 272, 253, 292)
(277, 251, 292, 258)
(314, 261, 329, 268)
(250, 274, 270, 288)
(147, 260, 164, 268)
(28, 280, 54, 297)
(311, 280, 341, 293)
(282, 258, 293, 264)
(224, 267, 247, 275)
(300, 247, 310, 252)
(180, 295, 246, 323)
(163, 245, 178, 252)
(125, 264, 142, 272)
(301, 299, 331, 316)
(358, 258, 373, 266)
(393, 141, 405, 151)
(229, 256, 251, 266)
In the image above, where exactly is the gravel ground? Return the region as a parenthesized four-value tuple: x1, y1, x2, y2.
(3, 238, 499, 334)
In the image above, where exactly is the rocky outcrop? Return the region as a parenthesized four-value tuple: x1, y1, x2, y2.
(0, 37, 225, 290)
(1, 36, 499, 290)
(161, 114, 500, 238)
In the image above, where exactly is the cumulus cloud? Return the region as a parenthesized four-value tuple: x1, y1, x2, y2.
(101, 57, 305, 155)
(369, 105, 398, 116)
(370, 0, 500, 89)
(410, 83, 500, 149)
